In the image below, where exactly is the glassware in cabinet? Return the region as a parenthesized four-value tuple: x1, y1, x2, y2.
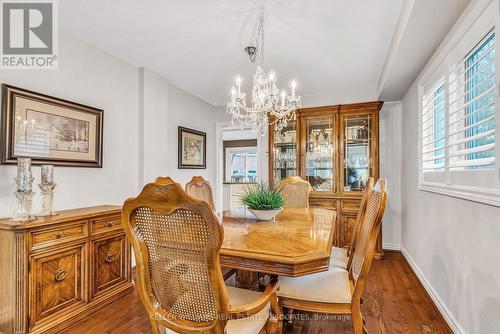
(272, 120, 297, 183)
(343, 114, 372, 192)
(304, 117, 334, 192)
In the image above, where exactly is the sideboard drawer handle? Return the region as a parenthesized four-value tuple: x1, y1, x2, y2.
(105, 252, 115, 263)
(51, 232, 66, 239)
(105, 221, 116, 227)
(54, 269, 68, 282)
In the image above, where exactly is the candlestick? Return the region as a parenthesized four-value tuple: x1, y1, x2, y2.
(41, 165, 54, 185)
(17, 157, 31, 173)
(16, 158, 33, 193)
(231, 87, 236, 103)
(11, 191, 36, 222)
(37, 183, 57, 217)
(236, 76, 241, 95)
(291, 80, 296, 98)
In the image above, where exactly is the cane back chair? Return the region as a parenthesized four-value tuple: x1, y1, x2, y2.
(185, 176, 216, 211)
(278, 179, 387, 334)
(330, 177, 375, 269)
(122, 180, 282, 334)
(276, 176, 312, 208)
(185, 176, 235, 281)
(155, 176, 182, 187)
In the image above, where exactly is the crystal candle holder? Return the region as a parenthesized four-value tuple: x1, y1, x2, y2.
(11, 191, 36, 222)
(16, 157, 34, 192)
(37, 183, 57, 217)
(41, 165, 54, 185)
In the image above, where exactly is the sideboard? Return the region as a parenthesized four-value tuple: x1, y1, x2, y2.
(0, 205, 134, 334)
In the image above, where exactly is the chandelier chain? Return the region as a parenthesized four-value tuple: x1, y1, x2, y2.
(256, 7, 265, 65)
(226, 6, 301, 135)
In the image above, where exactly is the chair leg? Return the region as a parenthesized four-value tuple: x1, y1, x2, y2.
(266, 315, 282, 334)
(149, 318, 160, 334)
(352, 311, 363, 334)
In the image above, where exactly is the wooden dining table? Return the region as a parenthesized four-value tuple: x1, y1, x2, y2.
(220, 207, 336, 288)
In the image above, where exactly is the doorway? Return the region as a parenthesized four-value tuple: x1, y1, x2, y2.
(215, 122, 268, 214)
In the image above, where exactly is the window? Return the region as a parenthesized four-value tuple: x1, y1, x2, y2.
(225, 147, 258, 183)
(419, 1, 500, 206)
(422, 81, 446, 172)
(463, 33, 495, 169)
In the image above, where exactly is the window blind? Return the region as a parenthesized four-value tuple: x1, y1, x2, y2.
(422, 82, 446, 172)
(448, 32, 496, 170)
(418, 2, 500, 205)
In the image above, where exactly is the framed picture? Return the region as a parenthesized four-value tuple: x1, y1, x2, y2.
(178, 126, 206, 169)
(1, 84, 103, 167)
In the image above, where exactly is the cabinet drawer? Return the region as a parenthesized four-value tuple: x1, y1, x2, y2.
(91, 215, 122, 235)
(341, 199, 361, 211)
(29, 243, 86, 330)
(90, 234, 130, 299)
(30, 221, 88, 251)
(309, 198, 337, 209)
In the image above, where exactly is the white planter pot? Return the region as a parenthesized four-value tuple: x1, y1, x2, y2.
(248, 208, 283, 221)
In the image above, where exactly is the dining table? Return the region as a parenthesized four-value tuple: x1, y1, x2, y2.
(220, 207, 337, 289)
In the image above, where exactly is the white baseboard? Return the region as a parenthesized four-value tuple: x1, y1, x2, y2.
(400, 247, 464, 334)
(382, 242, 401, 251)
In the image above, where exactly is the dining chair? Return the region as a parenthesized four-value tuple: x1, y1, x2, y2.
(277, 179, 387, 334)
(122, 180, 282, 334)
(155, 176, 182, 187)
(330, 177, 375, 270)
(277, 176, 312, 208)
(185, 176, 215, 210)
(184, 176, 236, 281)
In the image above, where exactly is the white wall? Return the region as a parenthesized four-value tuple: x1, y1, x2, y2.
(400, 1, 500, 332)
(0, 33, 227, 218)
(0, 33, 139, 217)
(379, 102, 402, 249)
(139, 68, 169, 186)
(402, 78, 500, 334)
(164, 84, 228, 187)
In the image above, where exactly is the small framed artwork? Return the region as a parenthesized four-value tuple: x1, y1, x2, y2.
(1, 84, 103, 167)
(178, 126, 206, 169)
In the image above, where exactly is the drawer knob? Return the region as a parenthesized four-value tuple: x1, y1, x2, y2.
(52, 232, 66, 239)
(54, 269, 68, 282)
(105, 221, 116, 227)
(105, 252, 115, 263)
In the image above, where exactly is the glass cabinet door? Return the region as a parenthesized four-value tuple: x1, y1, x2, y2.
(343, 114, 372, 192)
(272, 120, 297, 183)
(305, 117, 334, 192)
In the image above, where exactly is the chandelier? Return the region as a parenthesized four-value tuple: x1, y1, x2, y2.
(226, 7, 301, 135)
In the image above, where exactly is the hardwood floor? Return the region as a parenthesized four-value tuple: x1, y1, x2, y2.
(64, 251, 451, 334)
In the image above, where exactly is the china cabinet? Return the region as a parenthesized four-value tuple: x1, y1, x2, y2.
(269, 101, 383, 258)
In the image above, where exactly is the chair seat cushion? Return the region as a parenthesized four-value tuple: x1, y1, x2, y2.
(225, 286, 270, 334)
(278, 266, 351, 304)
(164, 286, 269, 334)
(330, 246, 348, 269)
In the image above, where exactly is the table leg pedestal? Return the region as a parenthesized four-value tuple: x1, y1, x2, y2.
(235, 270, 259, 290)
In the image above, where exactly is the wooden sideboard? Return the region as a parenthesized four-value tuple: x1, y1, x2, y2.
(0, 205, 134, 334)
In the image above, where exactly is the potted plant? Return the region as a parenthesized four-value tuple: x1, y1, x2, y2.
(240, 184, 286, 221)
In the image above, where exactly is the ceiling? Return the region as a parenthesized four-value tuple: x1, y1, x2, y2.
(59, 0, 470, 106)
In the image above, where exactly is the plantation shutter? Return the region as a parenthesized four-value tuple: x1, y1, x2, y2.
(422, 82, 446, 172)
(447, 31, 496, 170)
